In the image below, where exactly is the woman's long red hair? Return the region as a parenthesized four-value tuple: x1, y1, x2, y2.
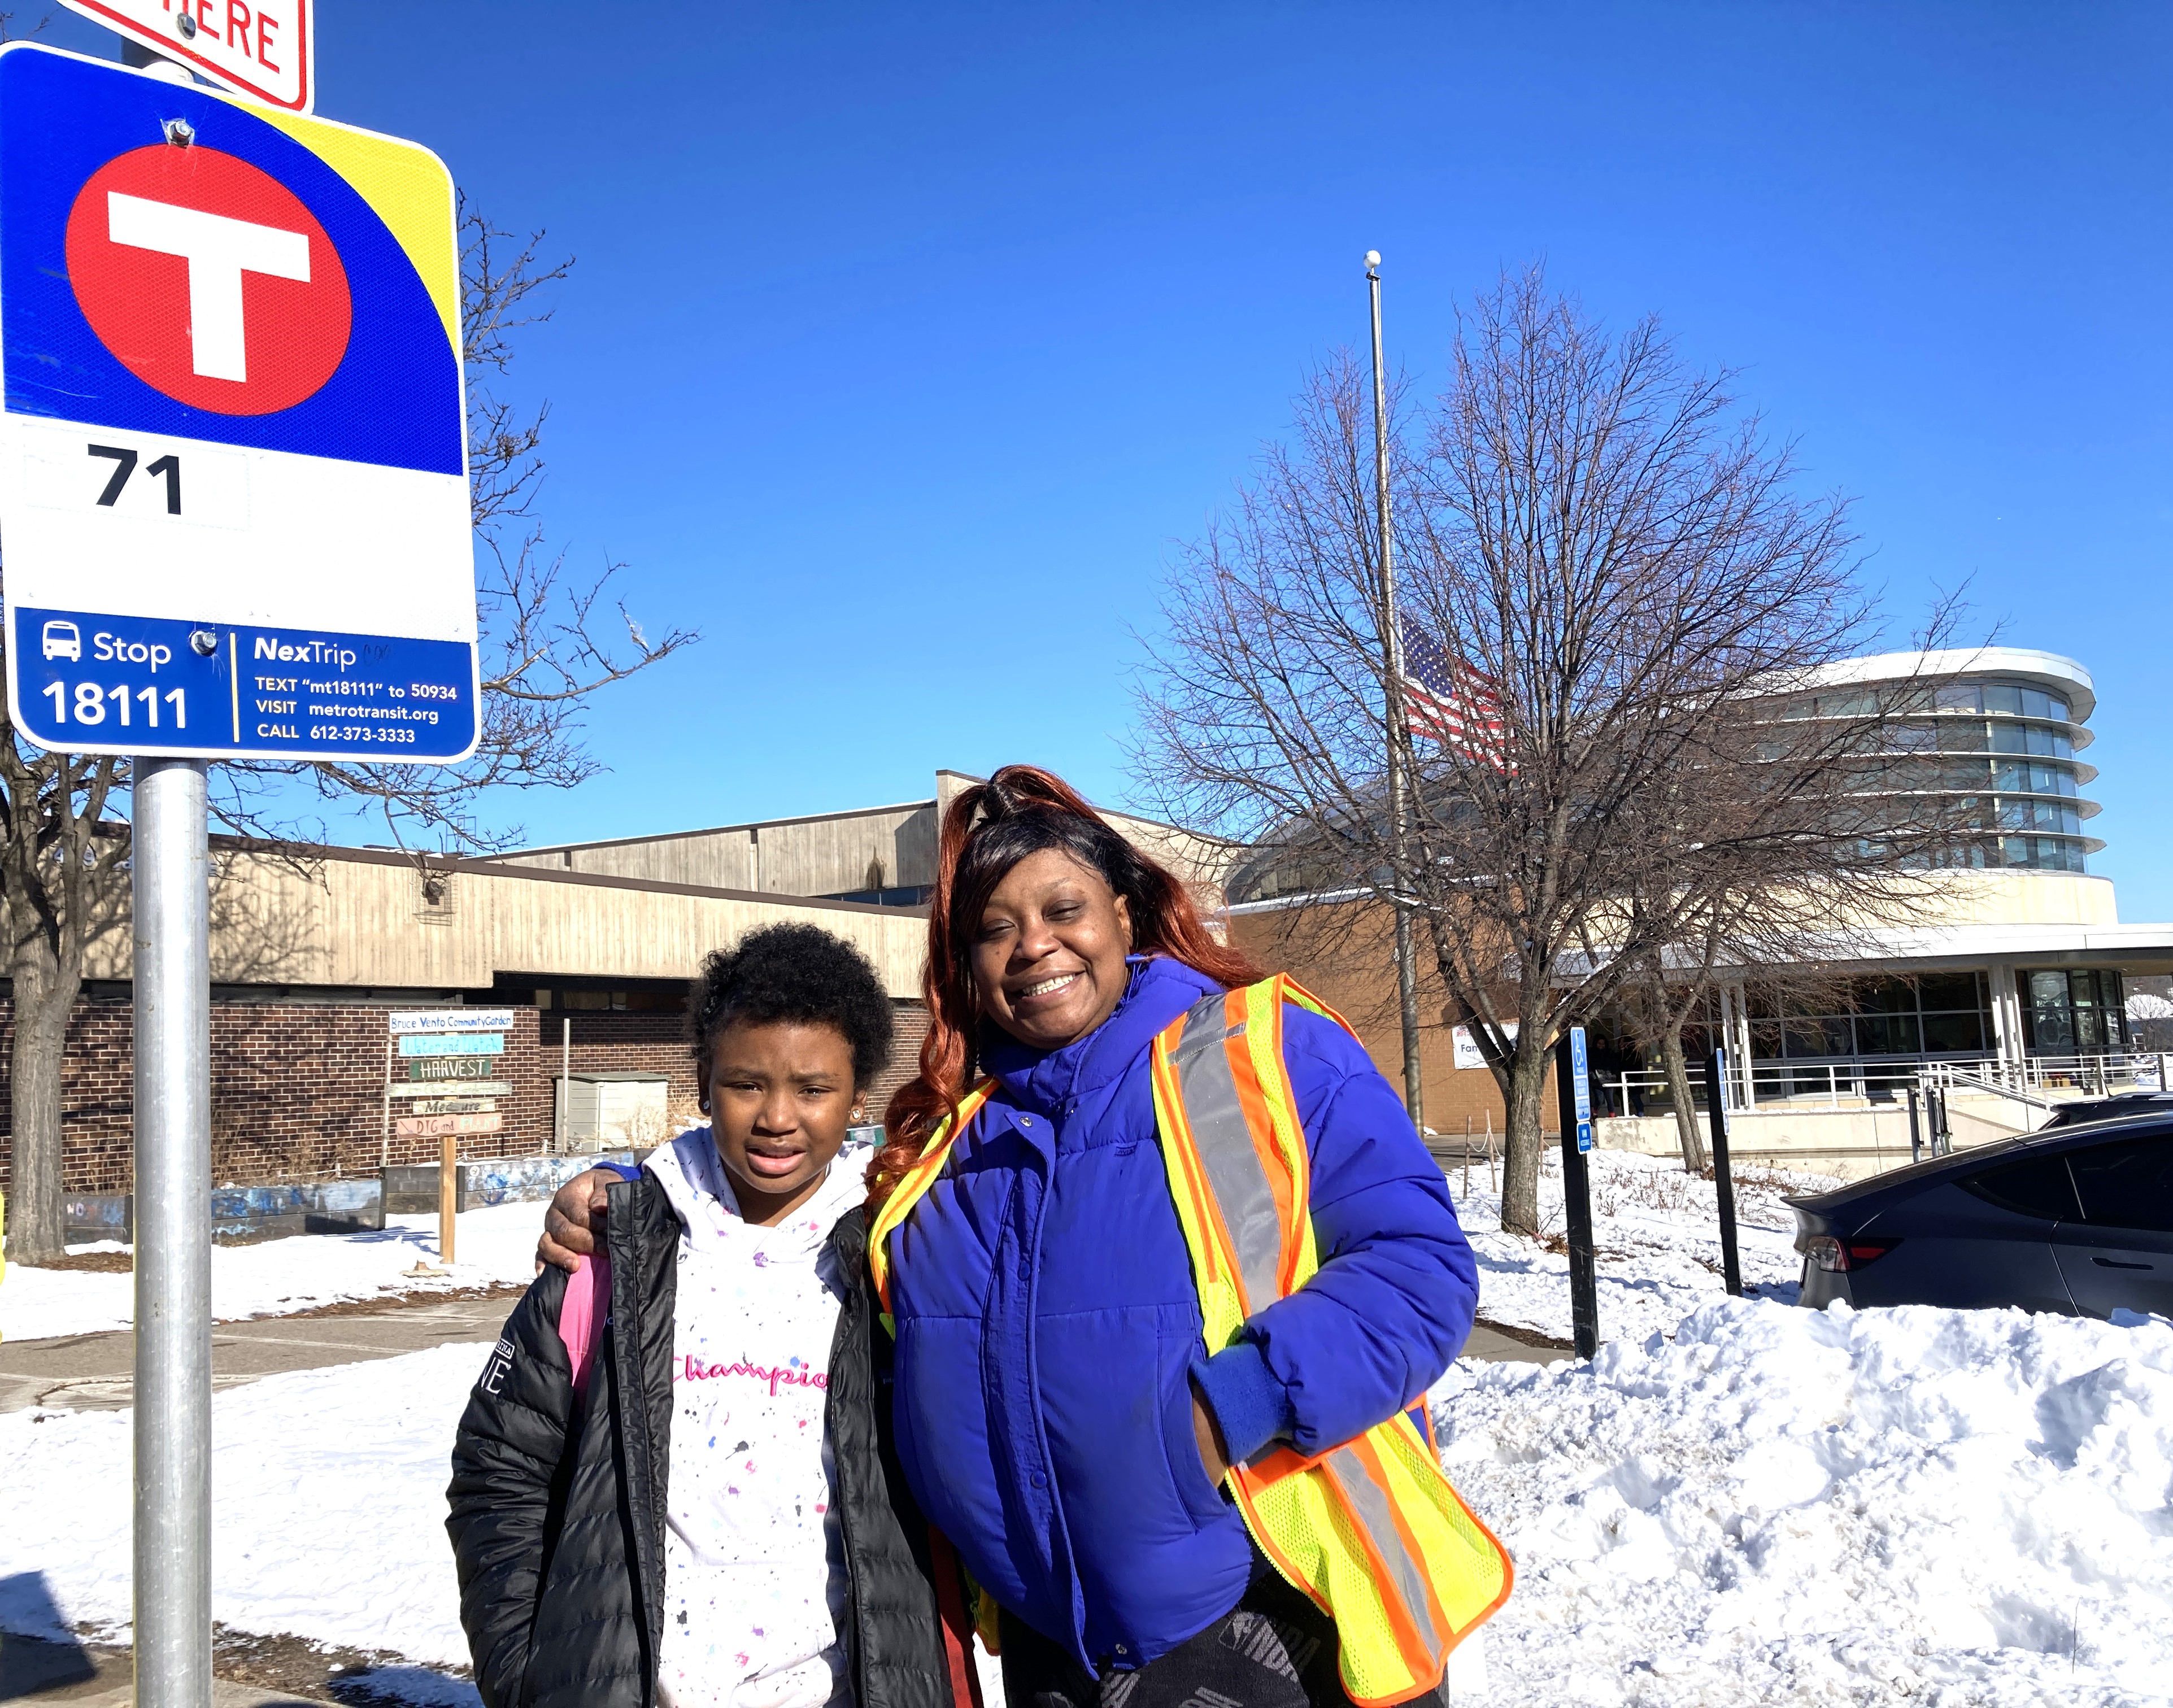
(866, 765, 1260, 1210)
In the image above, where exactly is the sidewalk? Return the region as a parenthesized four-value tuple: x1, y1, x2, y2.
(0, 1290, 520, 1413)
(1, 1633, 327, 1705)
(3, 1284, 1559, 1414)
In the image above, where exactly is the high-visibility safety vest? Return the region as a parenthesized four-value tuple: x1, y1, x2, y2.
(869, 974, 1513, 1706)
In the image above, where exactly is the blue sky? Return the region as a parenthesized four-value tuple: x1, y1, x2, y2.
(46, 2, 2173, 914)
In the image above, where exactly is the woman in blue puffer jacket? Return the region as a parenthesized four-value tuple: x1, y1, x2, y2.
(543, 765, 1483, 1708)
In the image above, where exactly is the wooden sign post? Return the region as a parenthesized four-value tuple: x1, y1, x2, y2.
(439, 1131, 457, 1265)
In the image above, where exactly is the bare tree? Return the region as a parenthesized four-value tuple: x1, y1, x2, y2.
(1, 203, 695, 1262)
(1613, 957, 1708, 1174)
(0, 742, 126, 1260)
(215, 203, 698, 854)
(1139, 269, 1967, 1237)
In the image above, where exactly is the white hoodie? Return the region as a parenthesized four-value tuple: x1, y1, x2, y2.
(645, 1131, 866, 1708)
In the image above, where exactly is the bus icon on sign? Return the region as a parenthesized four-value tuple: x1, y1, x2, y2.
(41, 619, 80, 661)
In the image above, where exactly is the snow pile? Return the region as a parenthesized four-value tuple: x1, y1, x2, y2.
(1453, 1147, 1837, 1347)
(0, 1339, 491, 1678)
(0, 1204, 549, 1344)
(1433, 1299, 2173, 1705)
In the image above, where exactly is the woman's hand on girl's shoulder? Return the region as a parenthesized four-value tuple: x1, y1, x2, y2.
(535, 1169, 615, 1275)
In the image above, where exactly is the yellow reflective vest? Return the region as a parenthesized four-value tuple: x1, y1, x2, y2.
(870, 974, 1512, 1705)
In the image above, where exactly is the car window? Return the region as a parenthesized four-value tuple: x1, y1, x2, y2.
(1959, 1152, 2082, 1222)
(2068, 1136, 2173, 1234)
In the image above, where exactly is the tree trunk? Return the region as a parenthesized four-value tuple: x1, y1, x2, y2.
(5, 935, 77, 1264)
(1660, 1020, 1708, 1174)
(1499, 1036, 1551, 1235)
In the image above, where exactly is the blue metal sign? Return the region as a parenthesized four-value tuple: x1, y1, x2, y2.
(0, 46, 475, 761)
(1569, 1025, 1594, 1153)
(399, 1033, 505, 1058)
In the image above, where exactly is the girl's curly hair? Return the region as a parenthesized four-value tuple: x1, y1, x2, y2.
(690, 923, 894, 1101)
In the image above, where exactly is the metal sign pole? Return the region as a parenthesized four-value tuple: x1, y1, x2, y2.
(1553, 1026, 1599, 1359)
(132, 755, 212, 1708)
(1703, 1047, 1743, 1297)
(1365, 250, 1425, 1132)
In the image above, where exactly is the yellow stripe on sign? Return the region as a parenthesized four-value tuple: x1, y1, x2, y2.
(252, 107, 461, 356)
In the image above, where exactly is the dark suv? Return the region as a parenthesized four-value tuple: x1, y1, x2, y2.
(1788, 1117, 2173, 1317)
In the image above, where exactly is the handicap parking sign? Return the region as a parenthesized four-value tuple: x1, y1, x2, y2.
(0, 43, 476, 760)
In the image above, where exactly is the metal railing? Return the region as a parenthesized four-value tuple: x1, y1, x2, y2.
(1594, 1051, 2168, 1118)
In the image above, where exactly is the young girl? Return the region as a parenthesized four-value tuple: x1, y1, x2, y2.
(447, 924, 972, 1708)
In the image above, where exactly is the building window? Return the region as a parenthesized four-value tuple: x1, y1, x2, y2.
(820, 883, 933, 907)
(1928, 681, 2072, 722)
(1748, 973, 1993, 1065)
(2020, 970, 2130, 1055)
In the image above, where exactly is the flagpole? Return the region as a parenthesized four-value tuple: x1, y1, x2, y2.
(1366, 250, 1426, 1132)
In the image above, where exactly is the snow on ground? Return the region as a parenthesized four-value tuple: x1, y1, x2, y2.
(1431, 1299, 2173, 1705)
(0, 1203, 548, 1343)
(6, 1300, 2170, 1705)
(0, 1338, 494, 1700)
(1452, 1144, 1838, 1347)
(7, 1149, 2168, 1703)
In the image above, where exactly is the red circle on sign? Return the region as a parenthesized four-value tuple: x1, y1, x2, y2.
(65, 145, 351, 416)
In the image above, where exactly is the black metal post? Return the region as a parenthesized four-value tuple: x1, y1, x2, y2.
(1907, 1086, 1923, 1165)
(1702, 1048, 1743, 1298)
(1554, 1032, 1599, 1358)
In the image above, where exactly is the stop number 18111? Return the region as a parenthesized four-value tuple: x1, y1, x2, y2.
(42, 681, 187, 728)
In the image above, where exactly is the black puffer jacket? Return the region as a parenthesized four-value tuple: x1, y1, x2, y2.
(446, 1174, 968, 1708)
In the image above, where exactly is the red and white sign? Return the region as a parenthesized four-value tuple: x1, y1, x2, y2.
(60, 0, 312, 112)
(394, 1112, 506, 1139)
(65, 143, 350, 413)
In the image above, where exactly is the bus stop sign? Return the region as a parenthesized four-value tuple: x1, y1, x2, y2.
(0, 45, 476, 762)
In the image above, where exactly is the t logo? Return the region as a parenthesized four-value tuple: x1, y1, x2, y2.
(106, 191, 311, 382)
(66, 143, 351, 415)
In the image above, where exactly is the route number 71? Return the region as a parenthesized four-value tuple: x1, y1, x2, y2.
(89, 443, 182, 515)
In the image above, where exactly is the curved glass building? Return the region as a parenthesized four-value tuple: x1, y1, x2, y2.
(1786, 647, 2099, 874)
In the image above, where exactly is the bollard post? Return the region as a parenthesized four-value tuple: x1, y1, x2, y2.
(1554, 1028, 1599, 1358)
(1702, 1047, 1743, 1297)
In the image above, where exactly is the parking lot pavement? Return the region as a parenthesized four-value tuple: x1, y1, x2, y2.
(0, 1291, 520, 1413)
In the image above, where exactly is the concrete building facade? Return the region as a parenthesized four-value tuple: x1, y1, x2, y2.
(0, 772, 1223, 1215)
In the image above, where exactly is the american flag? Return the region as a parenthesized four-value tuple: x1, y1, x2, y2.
(1400, 630, 1510, 766)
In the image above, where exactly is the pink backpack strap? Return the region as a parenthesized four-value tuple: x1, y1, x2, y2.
(557, 1252, 612, 1397)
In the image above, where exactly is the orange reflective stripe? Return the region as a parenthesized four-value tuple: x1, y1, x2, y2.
(1165, 996, 1281, 1318)
(1241, 983, 1315, 1293)
(1323, 1440, 1440, 1685)
(1151, 1014, 1236, 1300)
(1278, 978, 1364, 1043)
(869, 1080, 996, 1319)
(1348, 1432, 1455, 1673)
(1220, 997, 1306, 1298)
